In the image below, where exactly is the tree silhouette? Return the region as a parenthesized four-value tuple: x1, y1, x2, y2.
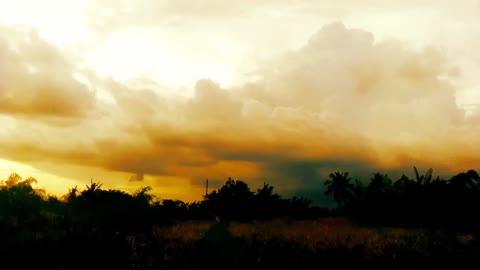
(255, 182, 282, 219)
(1, 173, 40, 191)
(324, 171, 355, 208)
(367, 173, 393, 196)
(64, 186, 78, 202)
(205, 177, 255, 220)
(413, 166, 433, 185)
(256, 182, 280, 200)
(449, 169, 479, 189)
(364, 172, 393, 207)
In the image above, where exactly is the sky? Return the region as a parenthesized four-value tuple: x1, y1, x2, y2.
(0, 0, 479, 204)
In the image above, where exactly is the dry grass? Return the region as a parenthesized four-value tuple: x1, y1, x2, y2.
(152, 220, 213, 241)
(228, 217, 429, 256)
(147, 217, 474, 258)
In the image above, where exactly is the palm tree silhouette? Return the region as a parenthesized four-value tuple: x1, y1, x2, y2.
(324, 171, 355, 208)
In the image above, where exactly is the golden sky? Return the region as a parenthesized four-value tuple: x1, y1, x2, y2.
(0, 0, 479, 203)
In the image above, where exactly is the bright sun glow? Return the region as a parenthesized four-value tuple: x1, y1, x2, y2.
(0, 0, 89, 46)
(83, 29, 234, 86)
(0, 0, 234, 87)
(1, 0, 479, 203)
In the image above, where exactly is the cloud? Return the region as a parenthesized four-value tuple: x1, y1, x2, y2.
(1, 21, 479, 202)
(84, 1, 475, 27)
(129, 172, 144, 182)
(85, 0, 317, 29)
(0, 24, 95, 123)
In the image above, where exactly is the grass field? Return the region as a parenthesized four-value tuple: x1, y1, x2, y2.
(129, 217, 479, 269)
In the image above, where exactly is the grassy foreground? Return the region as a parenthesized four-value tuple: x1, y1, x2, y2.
(129, 218, 480, 270)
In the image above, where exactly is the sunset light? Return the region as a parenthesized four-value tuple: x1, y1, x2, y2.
(1, 0, 479, 203)
(2, 1, 480, 269)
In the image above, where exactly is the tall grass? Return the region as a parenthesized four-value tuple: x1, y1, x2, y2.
(139, 217, 476, 266)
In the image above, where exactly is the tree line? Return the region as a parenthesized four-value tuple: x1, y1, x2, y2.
(1, 167, 479, 268)
(0, 173, 318, 268)
(324, 167, 480, 231)
(2, 167, 480, 231)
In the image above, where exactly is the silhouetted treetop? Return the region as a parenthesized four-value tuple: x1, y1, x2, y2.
(324, 171, 355, 208)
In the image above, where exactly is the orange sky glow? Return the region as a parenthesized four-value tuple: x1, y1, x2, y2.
(1, 0, 479, 203)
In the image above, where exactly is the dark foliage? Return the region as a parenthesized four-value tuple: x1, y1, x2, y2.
(1, 166, 480, 269)
(339, 167, 480, 231)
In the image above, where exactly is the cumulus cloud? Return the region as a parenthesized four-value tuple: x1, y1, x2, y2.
(0, 24, 95, 125)
(1, 21, 479, 202)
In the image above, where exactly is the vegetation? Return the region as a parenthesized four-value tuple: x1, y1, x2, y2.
(328, 167, 480, 231)
(1, 167, 480, 269)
